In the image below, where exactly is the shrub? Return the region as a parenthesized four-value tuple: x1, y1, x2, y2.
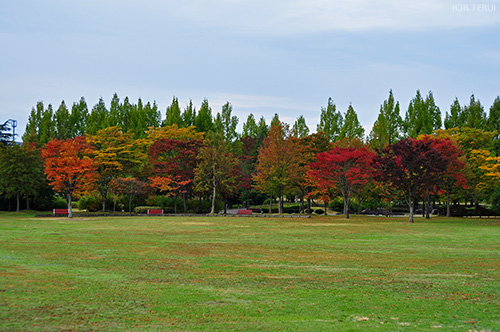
(53, 196, 68, 209)
(315, 208, 325, 215)
(78, 195, 101, 212)
(491, 186, 500, 213)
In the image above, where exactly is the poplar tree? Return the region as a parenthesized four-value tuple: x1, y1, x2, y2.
(369, 90, 402, 149)
(54, 101, 72, 139)
(182, 99, 196, 127)
(293, 115, 310, 138)
(195, 99, 214, 133)
(339, 104, 364, 140)
(164, 96, 183, 127)
(403, 90, 441, 137)
(317, 98, 343, 142)
(242, 113, 258, 138)
(70, 97, 88, 137)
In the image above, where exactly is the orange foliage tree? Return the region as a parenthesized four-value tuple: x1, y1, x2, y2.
(41, 136, 97, 217)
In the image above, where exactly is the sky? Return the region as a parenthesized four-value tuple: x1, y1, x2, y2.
(1, 0, 499, 139)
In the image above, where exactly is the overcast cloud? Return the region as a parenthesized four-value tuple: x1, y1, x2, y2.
(1, 0, 499, 137)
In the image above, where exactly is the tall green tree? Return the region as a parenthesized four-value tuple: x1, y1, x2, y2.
(293, 115, 310, 138)
(107, 93, 121, 128)
(242, 113, 258, 138)
(339, 104, 364, 140)
(487, 96, 500, 155)
(214, 102, 239, 143)
(403, 90, 441, 137)
(54, 101, 72, 140)
(444, 98, 462, 129)
(257, 116, 269, 141)
(195, 99, 214, 133)
(0, 121, 13, 145)
(39, 104, 55, 145)
(182, 99, 196, 127)
(461, 94, 487, 129)
(317, 98, 343, 142)
(121, 96, 133, 132)
(270, 113, 281, 128)
(86, 97, 109, 135)
(369, 89, 403, 149)
(0, 144, 45, 212)
(164, 96, 183, 127)
(70, 97, 88, 137)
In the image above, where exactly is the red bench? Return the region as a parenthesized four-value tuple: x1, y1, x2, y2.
(53, 208, 69, 215)
(147, 209, 164, 215)
(237, 209, 252, 215)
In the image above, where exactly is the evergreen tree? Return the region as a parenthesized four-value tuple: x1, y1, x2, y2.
(86, 97, 109, 135)
(242, 113, 258, 138)
(121, 96, 132, 132)
(444, 98, 462, 129)
(339, 104, 364, 140)
(293, 115, 310, 138)
(164, 96, 183, 127)
(195, 99, 214, 133)
(70, 97, 88, 136)
(403, 90, 441, 137)
(369, 89, 402, 149)
(0, 121, 13, 145)
(317, 98, 343, 142)
(54, 100, 72, 139)
(23, 101, 44, 144)
(182, 99, 196, 127)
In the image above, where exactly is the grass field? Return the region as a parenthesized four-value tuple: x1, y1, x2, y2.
(1, 212, 499, 331)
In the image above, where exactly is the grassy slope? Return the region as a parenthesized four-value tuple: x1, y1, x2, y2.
(0, 212, 499, 331)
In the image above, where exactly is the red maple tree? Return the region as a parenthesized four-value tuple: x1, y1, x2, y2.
(308, 146, 375, 218)
(41, 136, 97, 217)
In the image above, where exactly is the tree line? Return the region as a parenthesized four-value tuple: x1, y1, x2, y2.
(1, 90, 499, 221)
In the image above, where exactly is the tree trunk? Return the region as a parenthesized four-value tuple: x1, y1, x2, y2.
(356, 190, 361, 215)
(425, 193, 431, 219)
(307, 198, 311, 214)
(343, 194, 350, 219)
(173, 195, 178, 214)
(224, 197, 227, 214)
(269, 195, 272, 214)
(324, 200, 328, 216)
(16, 192, 20, 212)
(128, 195, 132, 215)
(102, 191, 107, 212)
(26, 194, 30, 211)
(67, 193, 73, 218)
(278, 195, 283, 214)
(300, 189, 304, 213)
(211, 181, 217, 214)
(446, 192, 451, 217)
(199, 194, 202, 213)
(408, 200, 414, 223)
(183, 192, 188, 213)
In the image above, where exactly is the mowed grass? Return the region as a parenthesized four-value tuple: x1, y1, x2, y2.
(0, 212, 499, 331)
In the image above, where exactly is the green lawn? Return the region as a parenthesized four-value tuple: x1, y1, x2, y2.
(1, 212, 499, 331)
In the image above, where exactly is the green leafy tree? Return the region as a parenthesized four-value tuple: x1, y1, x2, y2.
(194, 132, 242, 214)
(444, 98, 462, 129)
(487, 96, 500, 155)
(0, 144, 44, 212)
(54, 101, 72, 139)
(195, 99, 214, 133)
(70, 97, 88, 137)
(403, 90, 441, 137)
(369, 89, 403, 149)
(182, 99, 196, 127)
(461, 94, 487, 129)
(86, 97, 109, 135)
(293, 115, 310, 138)
(121, 96, 133, 132)
(164, 96, 183, 127)
(107, 93, 121, 128)
(270, 113, 281, 128)
(242, 113, 258, 138)
(39, 104, 55, 145)
(339, 104, 364, 140)
(257, 116, 269, 141)
(317, 98, 343, 142)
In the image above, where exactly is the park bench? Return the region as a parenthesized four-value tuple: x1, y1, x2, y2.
(53, 208, 69, 215)
(237, 209, 252, 215)
(147, 209, 164, 215)
(249, 208, 262, 214)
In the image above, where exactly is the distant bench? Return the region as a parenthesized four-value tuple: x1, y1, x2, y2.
(237, 208, 262, 215)
(147, 209, 164, 215)
(53, 208, 69, 215)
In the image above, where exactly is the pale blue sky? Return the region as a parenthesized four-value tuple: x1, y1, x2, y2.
(1, 0, 499, 137)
